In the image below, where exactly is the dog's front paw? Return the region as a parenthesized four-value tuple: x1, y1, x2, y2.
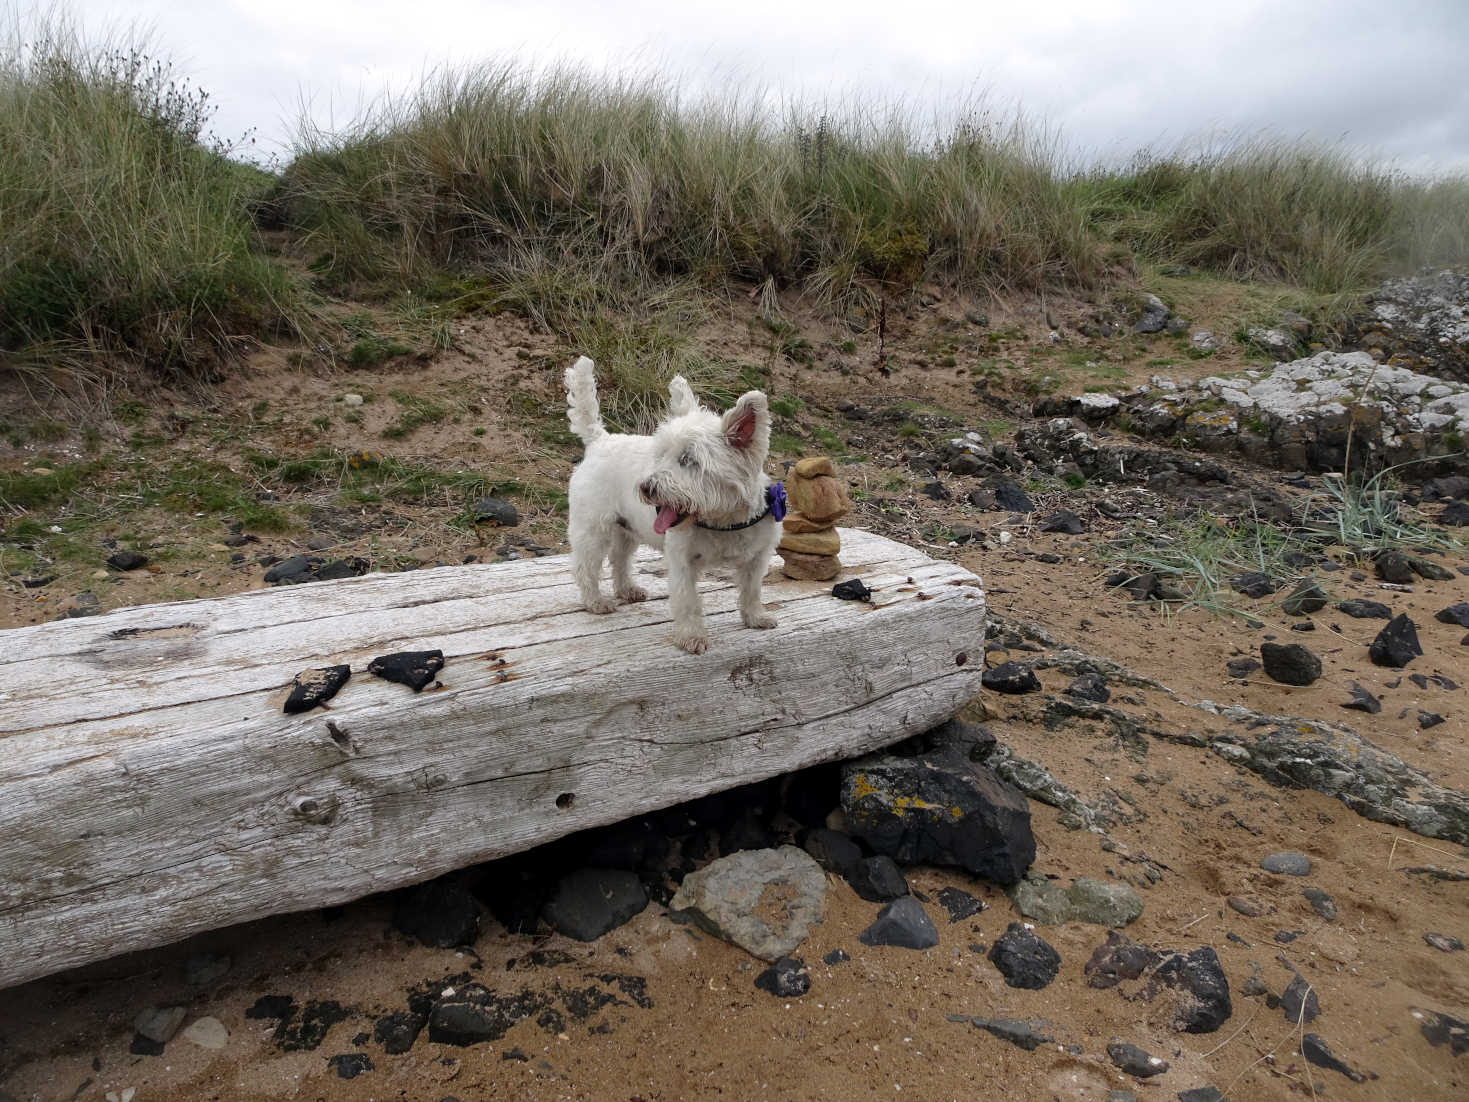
(584, 597, 618, 615)
(743, 613, 778, 630)
(672, 630, 709, 655)
(616, 585, 648, 603)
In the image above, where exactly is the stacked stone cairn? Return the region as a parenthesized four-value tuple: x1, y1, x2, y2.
(778, 457, 851, 581)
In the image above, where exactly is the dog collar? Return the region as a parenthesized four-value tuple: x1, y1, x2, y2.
(695, 482, 786, 532)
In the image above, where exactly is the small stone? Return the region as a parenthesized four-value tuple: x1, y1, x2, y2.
(779, 549, 841, 581)
(982, 661, 1041, 694)
(427, 1001, 496, 1047)
(755, 956, 811, 997)
(793, 456, 835, 479)
(393, 879, 481, 947)
(368, 649, 445, 692)
(343, 393, 364, 406)
(107, 550, 148, 571)
(1132, 293, 1171, 334)
(992, 481, 1033, 513)
(786, 469, 850, 525)
(845, 856, 909, 902)
(1282, 974, 1320, 1023)
(1419, 711, 1445, 729)
(327, 1053, 374, 1080)
(1178, 1089, 1225, 1102)
(1259, 642, 1321, 686)
(1226, 657, 1261, 679)
(988, 922, 1060, 989)
(1040, 509, 1085, 534)
(920, 480, 950, 501)
(1227, 896, 1264, 917)
(469, 497, 519, 528)
(246, 995, 294, 1020)
(314, 557, 368, 581)
(970, 1017, 1054, 1051)
(935, 886, 986, 923)
(967, 488, 997, 510)
(1151, 947, 1233, 1032)
(778, 528, 841, 556)
(1064, 673, 1110, 702)
(1369, 614, 1423, 668)
(830, 577, 872, 602)
(1409, 556, 1455, 581)
(1303, 888, 1337, 921)
(1337, 598, 1392, 618)
(669, 847, 828, 961)
(1261, 852, 1312, 876)
(1373, 549, 1416, 584)
(822, 948, 850, 966)
(1302, 1033, 1368, 1082)
(134, 1006, 187, 1044)
(1342, 681, 1381, 714)
(1280, 577, 1328, 615)
(373, 1011, 426, 1054)
(1424, 931, 1464, 952)
(180, 1016, 230, 1050)
(264, 554, 322, 584)
(858, 896, 939, 950)
(1232, 572, 1276, 598)
(802, 827, 862, 874)
(1107, 1042, 1169, 1078)
(1289, 621, 1315, 632)
(305, 534, 332, 551)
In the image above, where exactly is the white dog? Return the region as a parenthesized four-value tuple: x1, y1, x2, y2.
(564, 355, 784, 654)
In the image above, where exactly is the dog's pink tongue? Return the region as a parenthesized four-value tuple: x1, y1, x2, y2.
(653, 505, 681, 534)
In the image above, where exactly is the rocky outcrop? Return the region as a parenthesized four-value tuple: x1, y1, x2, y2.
(1358, 269, 1469, 383)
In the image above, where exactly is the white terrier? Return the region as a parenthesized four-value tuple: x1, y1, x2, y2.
(564, 355, 785, 654)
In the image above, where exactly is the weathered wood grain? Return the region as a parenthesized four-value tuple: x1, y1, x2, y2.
(0, 529, 984, 989)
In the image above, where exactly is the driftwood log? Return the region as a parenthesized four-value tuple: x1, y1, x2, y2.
(0, 529, 984, 989)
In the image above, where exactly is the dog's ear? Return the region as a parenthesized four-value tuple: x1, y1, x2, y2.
(667, 375, 697, 418)
(722, 392, 769, 451)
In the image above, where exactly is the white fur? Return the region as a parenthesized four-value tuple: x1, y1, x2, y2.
(563, 355, 781, 654)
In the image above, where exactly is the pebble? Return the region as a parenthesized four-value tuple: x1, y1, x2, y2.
(1261, 852, 1312, 876)
(981, 661, 1041, 694)
(134, 1005, 187, 1044)
(1259, 642, 1321, 686)
(180, 1016, 230, 1049)
(754, 956, 811, 997)
(1107, 1041, 1169, 1078)
(1424, 931, 1464, 952)
(1368, 613, 1423, 668)
(106, 550, 148, 571)
(343, 393, 364, 406)
(1303, 888, 1337, 921)
(988, 923, 1060, 989)
(858, 896, 939, 950)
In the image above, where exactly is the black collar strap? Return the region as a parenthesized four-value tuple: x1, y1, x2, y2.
(695, 482, 787, 532)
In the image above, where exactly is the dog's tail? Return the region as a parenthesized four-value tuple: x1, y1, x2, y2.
(564, 355, 606, 446)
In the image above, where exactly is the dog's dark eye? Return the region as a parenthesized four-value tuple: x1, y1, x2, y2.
(679, 452, 697, 468)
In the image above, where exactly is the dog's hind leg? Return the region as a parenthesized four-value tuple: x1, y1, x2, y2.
(735, 554, 777, 630)
(570, 527, 617, 614)
(609, 523, 647, 603)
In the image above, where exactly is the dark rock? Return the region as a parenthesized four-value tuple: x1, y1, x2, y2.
(1178, 1089, 1225, 1102)
(1373, 549, 1416, 584)
(846, 856, 909, 902)
(1436, 603, 1469, 627)
(1149, 947, 1233, 1033)
(970, 1017, 1053, 1051)
(802, 828, 862, 874)
(858, 896, 939, 950)
(1422, 475, 1469, 501)
(1261, 852, 1311, 876)
(1419, 1010, 1469, 1054)
(1227, 896, 1263, 917)
(1084, 931, 1159, 989)
(1302, 1034, 1368, 1082)
(1442, 501, 1469, 526)
(988, 922, 1060, 989)
(1132, 293, 1170, 334)
(992, 481, 1034, 513)
(1369, 614, 1423, 668)
(755, 956, 810, 997)
(1281, 578, 1328, 615)
(1260, 642, 1321, 686)
(1304, 888, 1337, 921)
(1122, 572, 1161, 601)
(246, 995, 295, 1020)
(393, 880, 481, 948)
(1282, 973, 1320, 1023)
(1064, 673, 1110, 703)
(427, 1001, 497, 1047)
(1040, 509, 1085, 534)
(470, 497, 519, 528)
(831, 577, 873, 602)
(130, 1032, 166, 1055)
(920, 480, 950, 501)
(1274, 929, 1304, 944)
(368, 649, 445, 691)
(1226, 657, 1261, 679)
(327, 1053, 373, 1080)
(935, 886, 986, 923)
(841, 754, 1036, 885)
(314, 557, 369, 581)
(1289, 621, 1315, 632)
(1033, 552, 1062, 564)
(1337, 598, 1392, 618)
(1107, 1042, 1169, 1078)
(274, 1000, 351, 1051)
(1232, 572, 1276, 599)
(283, 664, 351, 714)
(373, 1011, 425, 1054)
(107, 550, 148, 571)
(1341, 680, 1381, 714)
(1409, 556, 1455, 581)
(1424, 931, 1464, 952)
(822, 948, 850, 965)
(305, 534, 332, 551)
(264, 554, 322, 584)
(21, 574, 55, 588)
(966, 488, 997, 510)
(668, 847, 826, 960)
(542, 869, 647, 941)
(982, 661, 1041, 694)
(1420, 711, 1445, 729)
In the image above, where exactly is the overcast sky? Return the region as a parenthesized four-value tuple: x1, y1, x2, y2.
(55, 0, 1469, 175)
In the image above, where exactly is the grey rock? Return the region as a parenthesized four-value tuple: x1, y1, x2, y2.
(1369, 613, 1423, 668)
(1232, 572, 1276, 598)
(1190, 328, 1219, 351)
(327, 1053, 373, 1080)
(992, 480, 1034, 513)
(982, 661, 1041, 694)
(1260, 642, 1321, 686)
(1227, 896, 1264, 917)
(969, 1016, 1054, 1051)
(1246, 326, 1298, 359)
(1040, 508, 1085, 534)
(841, 753, 1036, 885)
(1084, 931, 1160, 990)
(669, 846, 827, 961)
(1108, 1041, 1169, 1078)
(1420, 710, 1445, 730)
(1132, 294, 1171, 334)
(755, 956, 811, 997)
(935, 886, 986, 922)
(180, 1016, 229, 1050)
(1282, 973, 1320, 1024)
(542, 868, 647, 941)
(263, 554, 322, 584)
(858, 896, 939, 949)
(1261, 852, 1312, 876)
(1281, 577, 1328, 615)
(470, 497, 519, 528)
(1149, 947, 1233, 1033)
(107, 550, 148, 571)
(1303, 888, 1337, 921)
(1424, 931, 1464, 952)
(1337, 598, 1392, 618)
(1302, 1033, 1368, 1082)
(1418, 1009, 1469, 1054)
(1226, 657, 1261, 679)
(1010, 872, 1143, 927)
(1064, 672, 1110, 702)
(845, 856, 909, 902)
(988, 922, 1060, 989)
(1408, 555, 1455, 581)
(1342, 681, 1381, 714)
(802, 827, 862, 874)
(306, 534, 333, 551)
(134, 1005, 187, 1044)
(1178, 1089, 1225, 1102)
(1374, 549, 1416, 584)
(1436, 602, 1469, 627)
